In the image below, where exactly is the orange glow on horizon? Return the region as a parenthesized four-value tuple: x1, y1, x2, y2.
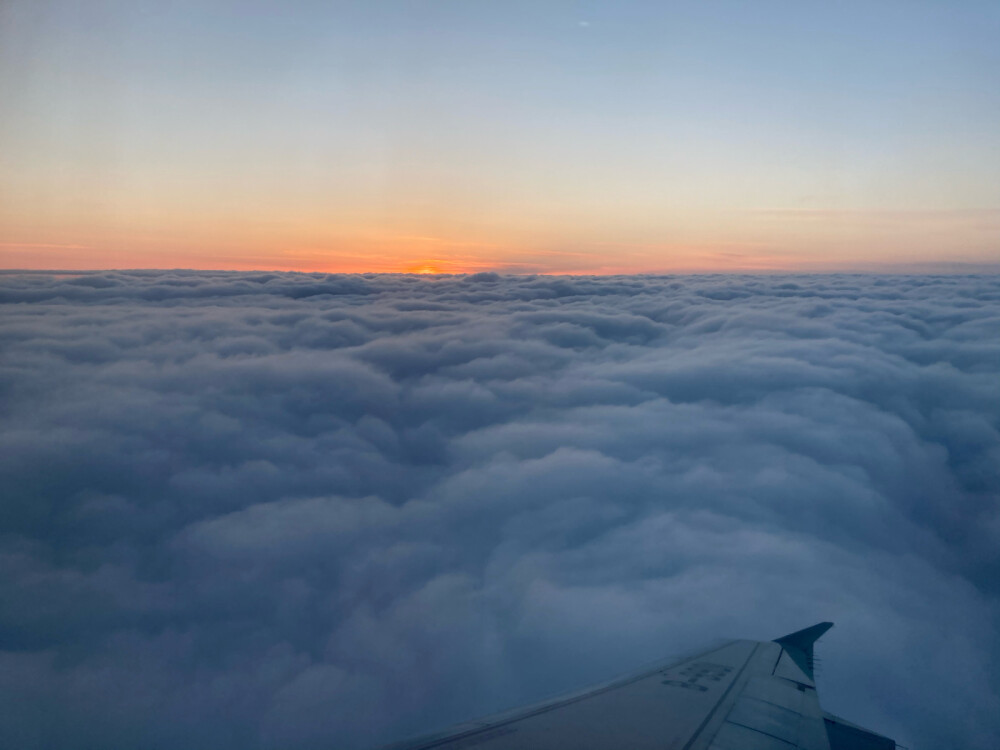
(0, 240, 790, 275)
(2, 222, 998, 275)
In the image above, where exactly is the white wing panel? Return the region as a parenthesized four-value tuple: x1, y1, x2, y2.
(382, 640, 759, 750)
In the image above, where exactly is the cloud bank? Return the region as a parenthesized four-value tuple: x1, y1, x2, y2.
(1, 271, 998, 749)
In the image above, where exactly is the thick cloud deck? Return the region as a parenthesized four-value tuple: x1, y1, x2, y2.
(1, 271, 998, 749)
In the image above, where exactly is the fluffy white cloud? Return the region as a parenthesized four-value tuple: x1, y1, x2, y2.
(0, 271, 997, 749)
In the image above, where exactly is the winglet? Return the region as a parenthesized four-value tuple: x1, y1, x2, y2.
(774, 621, 833, 652)
(774, 622, 833, 679)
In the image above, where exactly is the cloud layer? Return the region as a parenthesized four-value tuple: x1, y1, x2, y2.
(1, 271, 998, 749)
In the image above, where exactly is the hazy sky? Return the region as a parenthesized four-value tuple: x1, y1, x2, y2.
(2, 1, 999, 272)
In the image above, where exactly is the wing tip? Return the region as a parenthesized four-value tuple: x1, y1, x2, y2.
(773, 622, 833, 680)
(773, 621, 833, 651)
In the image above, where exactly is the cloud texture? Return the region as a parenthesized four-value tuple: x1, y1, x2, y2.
(1, 270, 998, 749)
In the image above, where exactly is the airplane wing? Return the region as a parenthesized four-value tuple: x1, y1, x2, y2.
(377, 622, 896, 750)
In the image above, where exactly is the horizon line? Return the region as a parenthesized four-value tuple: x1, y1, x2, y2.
(3, 264, 1000, 278)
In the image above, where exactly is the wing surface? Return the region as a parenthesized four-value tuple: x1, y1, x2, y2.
(377, 622, 894, 750)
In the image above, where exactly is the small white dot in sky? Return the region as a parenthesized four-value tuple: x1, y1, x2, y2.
(578, 20, 590, 27)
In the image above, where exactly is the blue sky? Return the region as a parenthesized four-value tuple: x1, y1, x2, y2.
(1, 1, 998, 270)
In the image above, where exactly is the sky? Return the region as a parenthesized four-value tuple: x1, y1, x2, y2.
(1, 1, 999, 273)
(1, 270, 999, 749)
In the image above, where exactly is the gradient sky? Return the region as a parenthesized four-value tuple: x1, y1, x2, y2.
(2, 0, 999, 273)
